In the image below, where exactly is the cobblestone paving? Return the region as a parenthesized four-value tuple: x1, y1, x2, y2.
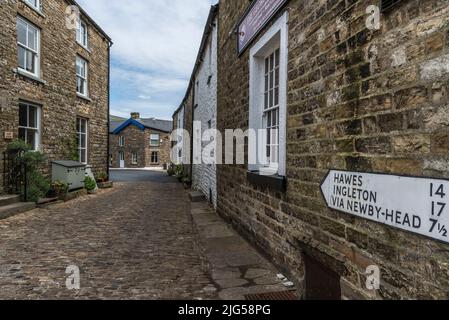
(0, 177, 217, 300)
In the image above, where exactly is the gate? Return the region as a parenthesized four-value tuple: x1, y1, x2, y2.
(2, 151, 28, 201)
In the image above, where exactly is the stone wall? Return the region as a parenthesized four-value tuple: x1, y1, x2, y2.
(192, 15, 218, 208)
(109, 125, 145, 168)
(144, 129, 171, 168)
(0, 0, 110, 192)
(110, 126, 171, 169)
(217, 0, 449, 299)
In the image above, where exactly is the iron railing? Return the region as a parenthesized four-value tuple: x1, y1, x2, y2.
(2, 151, 28, 201)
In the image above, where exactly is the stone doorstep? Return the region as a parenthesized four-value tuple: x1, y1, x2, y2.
(0, 202, 36, 220)
(0, 194, 20, 207)
(189, 191, 206, 202)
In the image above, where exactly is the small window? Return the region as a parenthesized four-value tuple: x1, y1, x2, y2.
(24, 0, 41, 12)
(17, 17, 40, 77)
(119, 136, 125, 147)
(18, 102, 41, 151)
(76, 18, 88, 48)
(151, 151, 159, 164)
(76, 56, 88, 96)
(76, 117, 88, 164)
(131, 152, 138, 165)
(109, 154, 113, 166)
(150, 133, 160, 147)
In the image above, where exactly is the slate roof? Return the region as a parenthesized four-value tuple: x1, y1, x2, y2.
(109, 116, 173, 134)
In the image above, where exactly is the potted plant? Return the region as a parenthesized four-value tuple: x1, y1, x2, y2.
(50, 180, 69, 200)
(95, 171, 113, 189)
(84, 176, 97, 194)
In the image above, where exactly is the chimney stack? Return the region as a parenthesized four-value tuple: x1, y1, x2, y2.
(131, 112, 140, 119)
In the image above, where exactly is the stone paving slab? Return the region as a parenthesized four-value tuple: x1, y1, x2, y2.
(190, 202, 292, 300)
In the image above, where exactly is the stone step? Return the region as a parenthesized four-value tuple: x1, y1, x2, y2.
(0, 194, 21, 207)
(0, 202, 36, 220)
(189, 191, 206, 202)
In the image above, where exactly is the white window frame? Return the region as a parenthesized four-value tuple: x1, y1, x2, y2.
(131, 152, 138, 165)
(76, 56, 88, 97)
(119, 136, 125, 147)
(76, 117, 88, 164)
(249, 12, 288, 177)
(17, 17, 40, 78)
(150, 133, 160, 147)
(18, 102, 41, 151)
(151, 151, 159, 164)
(23, 0, 42, 12)
(76, 18, 88, 48)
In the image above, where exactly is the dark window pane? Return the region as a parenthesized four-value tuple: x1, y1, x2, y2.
(28, 106, 37, 128)
(19, 128, 26, 141)
(80, 134, 86, 148)
(19, 104, 28, 127)
(27, 129, 36, 150)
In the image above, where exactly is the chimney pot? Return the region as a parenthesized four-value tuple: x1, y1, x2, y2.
(131, 112, 140, 119)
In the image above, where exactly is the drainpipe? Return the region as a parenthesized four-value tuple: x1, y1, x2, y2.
(107, 40, 113, 181)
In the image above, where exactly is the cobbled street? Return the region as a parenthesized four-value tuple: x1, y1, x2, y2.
(0, 170, 217, 299)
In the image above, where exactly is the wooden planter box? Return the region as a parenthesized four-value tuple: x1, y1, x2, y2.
(97, 181, 113, 189)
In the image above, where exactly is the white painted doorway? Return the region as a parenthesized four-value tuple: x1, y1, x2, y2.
(119, 151, 125, 168)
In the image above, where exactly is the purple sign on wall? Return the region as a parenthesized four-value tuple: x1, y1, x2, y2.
(237, 0, 288, 55)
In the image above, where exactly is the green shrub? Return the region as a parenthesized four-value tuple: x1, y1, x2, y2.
(95, 171, 108, 183)
(52, 180, 69, 198)
(174, 164, 184, 178)
(84, 176, 97, 191)
(7, 140, 49, 202)
(27, 171, 50, 202)
(7, 139, 31, 152)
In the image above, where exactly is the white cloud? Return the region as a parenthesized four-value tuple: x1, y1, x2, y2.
(76, 0, 218, 119)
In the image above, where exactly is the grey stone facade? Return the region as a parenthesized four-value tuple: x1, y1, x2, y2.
(0, 0, 111, 193)
(109, 114, 172, 169)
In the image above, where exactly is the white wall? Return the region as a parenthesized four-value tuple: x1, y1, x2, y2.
(192, 16, 218, 208)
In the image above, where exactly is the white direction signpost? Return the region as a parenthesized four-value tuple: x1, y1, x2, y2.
(320, 170, 449, 243)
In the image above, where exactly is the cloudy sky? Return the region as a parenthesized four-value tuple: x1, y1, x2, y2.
(77, 0, 218, 120)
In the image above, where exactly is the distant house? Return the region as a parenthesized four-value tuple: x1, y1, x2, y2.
(109, 113, 172, 169)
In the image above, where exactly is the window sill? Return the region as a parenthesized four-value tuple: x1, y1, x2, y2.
(21, 1, 46, 18)
(76, 42, 92, 54)
(14, 68, 46, 85)
(76, 93, 92, 102)
(247, 170, 287, 192)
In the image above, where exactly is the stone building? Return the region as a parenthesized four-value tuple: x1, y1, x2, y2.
(0, 0, 112, 194)
(190, 5, 218, 207)
(109, 113, 172, 169)
(217, 0, 449, 299)
(173, 73, 194, 179)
